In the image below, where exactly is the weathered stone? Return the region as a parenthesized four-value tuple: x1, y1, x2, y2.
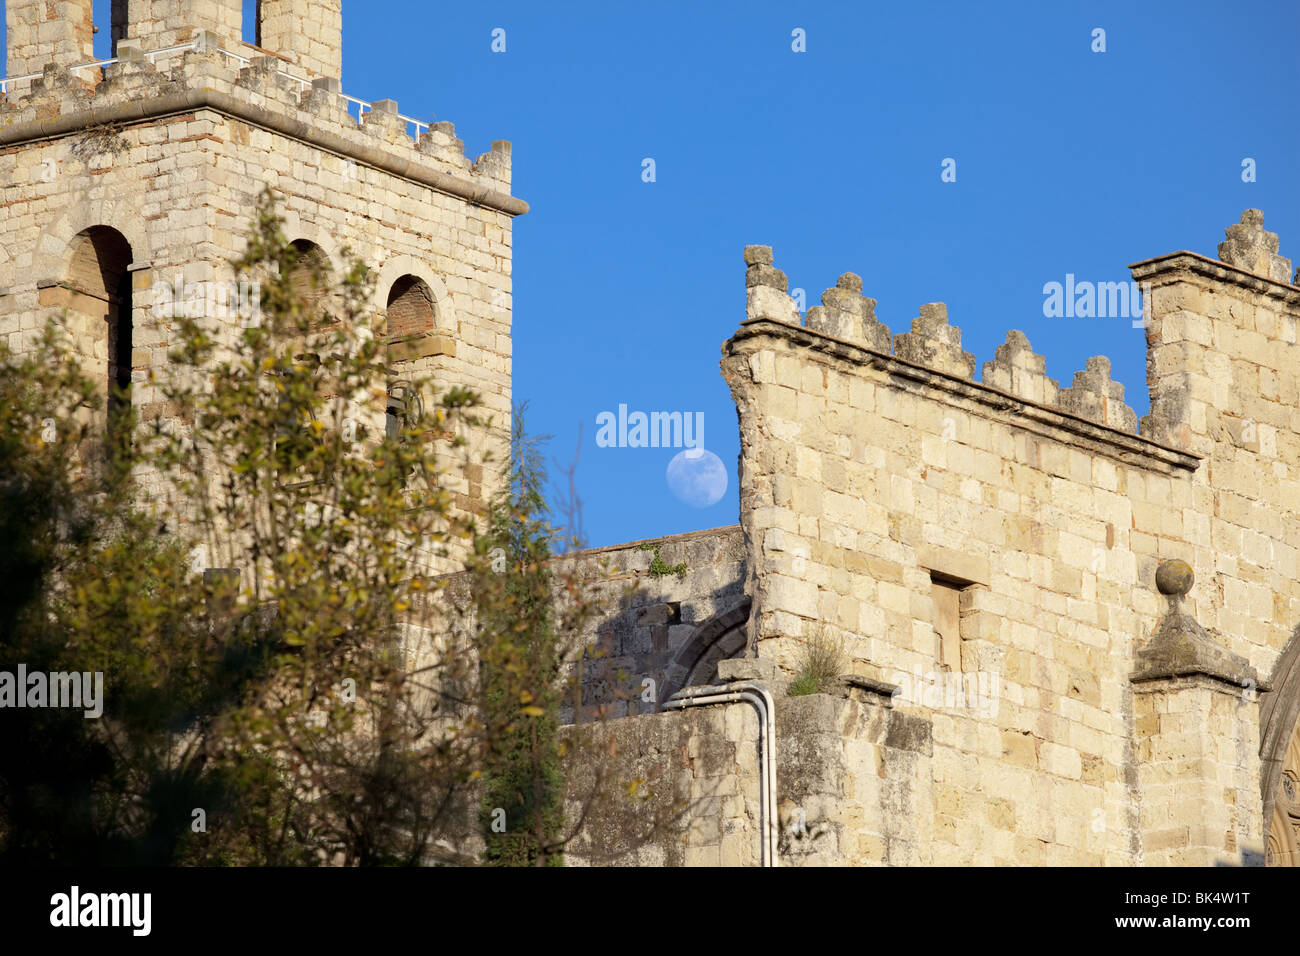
(892, 302, 976, 378)
(1218, 209, 1293, 284)
(0, 1, 519, 576)
(802, 271, 891, 352)
(981, 330, 1059, 405)
(1056, 355, 1138, 432)
(6, 4, 1299, 871)
(1154, 559, 1193, 596)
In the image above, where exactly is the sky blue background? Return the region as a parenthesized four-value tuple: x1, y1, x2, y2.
(9, 1, 1299, 549)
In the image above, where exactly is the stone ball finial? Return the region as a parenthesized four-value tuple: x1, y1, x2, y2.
(1155, 559, 1193, 596)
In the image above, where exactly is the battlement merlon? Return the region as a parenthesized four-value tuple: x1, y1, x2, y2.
(7, 1, 343, 86)
(739, 245, 1141, 438)
(1130, 209, 1299, 455)
(724, 316, 1200, 475)
(741, 210, 1297, 449)
(0, 49, 526, 217)
(1130, 209, 1299, 299)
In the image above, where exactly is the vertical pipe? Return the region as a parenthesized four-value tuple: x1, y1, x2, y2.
(664, 681, 777, 867)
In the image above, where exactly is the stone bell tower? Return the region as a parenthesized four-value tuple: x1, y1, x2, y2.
(1, 0, 525, 567)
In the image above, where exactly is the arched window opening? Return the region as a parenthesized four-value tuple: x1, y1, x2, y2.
(107, 268, 133, 456)
(284, 239, 333, 326)
(1262, 627, 1300, 866)
(385, 275, 436, 342)
(65, 225, 134, 457)
(383, 277, 437, 449)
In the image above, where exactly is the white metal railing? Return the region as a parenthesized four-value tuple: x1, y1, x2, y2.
(0, 36, 430, 139)
(0, 39, 200, 92)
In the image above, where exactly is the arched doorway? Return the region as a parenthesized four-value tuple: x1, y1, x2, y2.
(659, 598, 751, 705)
(1262, 627, 1300, 866)
(285, 239, 334, 325)
(64, 226, 134, 454)
(382, 275, 439, 441)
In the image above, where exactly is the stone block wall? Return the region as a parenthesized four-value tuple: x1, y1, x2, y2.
(5, 0, 94, 79)
(257, 0, 343, 81)
(565, 675, 934, 867)
(0, 40, 521, 571)
(1133, 676, 1262, 865)
(113, 0, 244, 53)
(553, 526, 749, 720)
(1135, 212, 1300, 668)
(721, 210, 1299, 865)
(776, 683, 933, 866)
(564, 701, 762, 867)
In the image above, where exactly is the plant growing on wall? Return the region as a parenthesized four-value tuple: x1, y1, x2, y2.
(787, 625, 847, 697)
(0, 191, 513, 864)
(0, 187, 685, 867)
(636, 542, 687, 579)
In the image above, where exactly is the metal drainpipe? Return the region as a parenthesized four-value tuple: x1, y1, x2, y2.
(662, 681, 777, 867)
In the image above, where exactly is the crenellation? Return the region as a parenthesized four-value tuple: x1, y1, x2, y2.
(712, 207, 1299, 867)
(416, 121, 472, 172)
(31, 60, 91, 96)
(236, 54, 303, 110)
(803, 272, 892, 352)
(6, 3, 1300, 870)
(743, 245, 800, 325)
(362, 98, 411, 146)
(1218, 209, 1293, 285)
(299, 76, 352, 127)
(981, 330, 1059, 406)
(745, 263, 788, 290)
(473, 141, 513, 189)
(892, 302, 976, 379)
(1, 48, 512, 201)
(0, 10, 523, 576)
(99, 57, 173, 108)
(1057, 356, 1138, 432)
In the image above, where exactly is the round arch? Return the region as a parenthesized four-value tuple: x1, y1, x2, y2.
(53, 226, 136, 455)
(68, 227, 133, 299)
(276, 210, 341, 268)
(373, 255, 457, 334)
(659, 597, 752, 705)
(1261, 623, 1300, 866)
(284, 238, 334, 318)
(385, 275, 437, 339)
(31, 200, 153, 281)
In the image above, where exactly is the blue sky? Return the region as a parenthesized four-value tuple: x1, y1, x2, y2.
(15, 1, 1300, 548)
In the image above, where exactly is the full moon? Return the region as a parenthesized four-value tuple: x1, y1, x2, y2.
(666, 449, 728, 508)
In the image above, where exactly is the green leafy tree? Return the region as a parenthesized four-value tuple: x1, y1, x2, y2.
(143, 189, 490, 865)
(0, 325, 263, 864)
(0, 189, 675, 867)
(469, 408, 569, 865)
(0, 190, 488, 864)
